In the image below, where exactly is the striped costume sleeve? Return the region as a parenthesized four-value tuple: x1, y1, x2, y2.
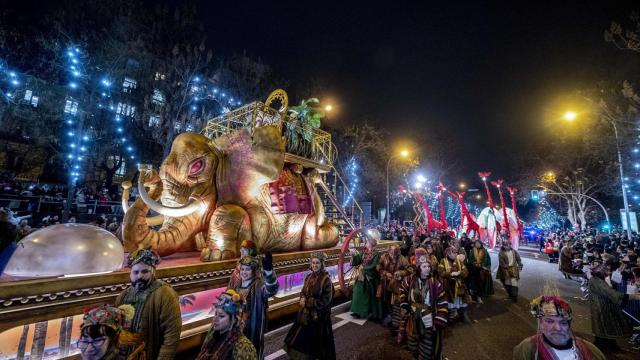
(398, 275, 412, 309)
(433, 280, 448, 327)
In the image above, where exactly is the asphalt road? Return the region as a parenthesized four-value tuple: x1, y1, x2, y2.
(263, 247, 638, 360)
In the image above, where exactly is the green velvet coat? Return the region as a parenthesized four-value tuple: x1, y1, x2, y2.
(467, 247, 494, 296)
(349, 250, 383, 319)
(587, 276, 629, 339)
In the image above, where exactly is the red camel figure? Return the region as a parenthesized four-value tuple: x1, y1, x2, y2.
(436, 183, 449, 229)
(445, 188, 480, 236)
(491, 179, 510, 232)
(506, 186, 523, 237)
(411, 192, 446, 233)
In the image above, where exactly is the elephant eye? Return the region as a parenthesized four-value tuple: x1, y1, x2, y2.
(188, 159, 204, 176)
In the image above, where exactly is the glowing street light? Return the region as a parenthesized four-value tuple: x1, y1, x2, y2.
(563, 111, 577, 121)
(325, 104, 333, 112)
(459, 182, 466, 189)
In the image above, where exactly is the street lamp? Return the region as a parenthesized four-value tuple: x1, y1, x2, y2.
(324, 104, 333, 112)
(563, 111, 577, 121)
(386, 149, 409, 227)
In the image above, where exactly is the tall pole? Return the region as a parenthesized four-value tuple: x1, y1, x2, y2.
(385, 155, 396, 227)
(611, 121, 633, 240)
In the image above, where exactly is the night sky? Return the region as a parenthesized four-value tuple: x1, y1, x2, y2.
(201, 0, 640, 182)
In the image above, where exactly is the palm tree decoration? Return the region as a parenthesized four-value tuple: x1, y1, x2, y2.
(179, 294, 196, 308)
(286, 98, 325, 157)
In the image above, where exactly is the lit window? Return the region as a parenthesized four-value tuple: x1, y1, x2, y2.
(122, 77, 137, 93)
(108, 155, 126, 176)
(23, 90, 39, 107)
(117, 102, 136, 117)
(152, 89, 165, 105)
(154, 72, 166, 81)
(64, 99, 79, 115)
(149, 114, 160, 127)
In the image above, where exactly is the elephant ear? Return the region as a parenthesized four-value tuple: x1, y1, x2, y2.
(210, 125, 285, 203)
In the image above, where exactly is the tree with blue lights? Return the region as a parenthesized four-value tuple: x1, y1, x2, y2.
(530, 198, 564, 230)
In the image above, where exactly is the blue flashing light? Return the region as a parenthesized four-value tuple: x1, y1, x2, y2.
(221, 93, 226, 97)
(69, 82, 77, 89)
(67, 154, 73, 159)
(102, 79, 111, 87)
(117, 128, 123, 132)
(213, 88, 218, 93)
(130, 155, 135, 159)
(72, 71, 80, 77)
(11, 80, 19, 86)
(191, 106, 197, 111)
(80, 146, 86, 151)
(194, 76, 200, 82)
(77, 156, 83, 160)
(67, 51, 74, 57)
(67, 132, 73, 136)
(83, 136, 89, 141)
(121, 138, 126, 142)
(9, 72, 16, 77)
(70, 144, 76, 148)
(71, 58, 78, 64)
(115, 116, 121, 122)
(127, 146, 133, 151)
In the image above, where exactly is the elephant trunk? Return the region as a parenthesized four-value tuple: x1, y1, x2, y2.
(122, 180, 204, 256)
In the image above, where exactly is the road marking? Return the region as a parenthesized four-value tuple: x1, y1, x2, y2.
(265, 349, 286, 360)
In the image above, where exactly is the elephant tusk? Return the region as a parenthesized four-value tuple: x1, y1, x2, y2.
(122, 180, 165, 225)
(138, 180, 203, 217)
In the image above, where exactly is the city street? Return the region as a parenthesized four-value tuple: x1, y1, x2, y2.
(263, 248, 638, 360)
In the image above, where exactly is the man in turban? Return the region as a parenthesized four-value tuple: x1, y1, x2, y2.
(513, 295, 606, 359)
(115, 247, 182, 360)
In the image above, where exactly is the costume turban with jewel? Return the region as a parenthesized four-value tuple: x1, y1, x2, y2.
(127, 247, 161, 268)
(81, 304, 135, 333)
(530, 295, 572, 321)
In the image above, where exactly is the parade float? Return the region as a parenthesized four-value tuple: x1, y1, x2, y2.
(406, 173, 523, 249)
(0, 90, 393, 359)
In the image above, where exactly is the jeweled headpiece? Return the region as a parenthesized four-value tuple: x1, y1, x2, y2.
(530, 295, 572, 320)
(215, 289, 244, 317)
(239, 255, 260, 269)
(310, 251, 327, 262)
(81, 304, 134, 333)
(128, 246, 161, 268)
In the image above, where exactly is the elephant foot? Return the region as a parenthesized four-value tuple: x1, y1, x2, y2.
(301, 216, 340, 250)
(200, 245, 237, 262)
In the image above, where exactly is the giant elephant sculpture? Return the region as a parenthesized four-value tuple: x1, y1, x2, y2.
(121, 125, 340, 260)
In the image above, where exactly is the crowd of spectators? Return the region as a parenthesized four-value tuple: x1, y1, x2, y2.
(540, 228, 640, 351)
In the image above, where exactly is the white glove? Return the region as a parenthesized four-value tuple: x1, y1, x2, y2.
(421, 313, 433, 328)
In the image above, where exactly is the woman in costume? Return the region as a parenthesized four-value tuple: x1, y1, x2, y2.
(227, 240, 259, 289)
(196, 289, 257, 360)
(78, 304, 141, 360)
(496, 239, 523, 302)
(284, 252, 336, 360)
(349, 234, 383, 320)
(467, 239, 494, 303)
(227, 253, 278, 359)
(438, 246, 469, 322)
(400, 254, 448, 360)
